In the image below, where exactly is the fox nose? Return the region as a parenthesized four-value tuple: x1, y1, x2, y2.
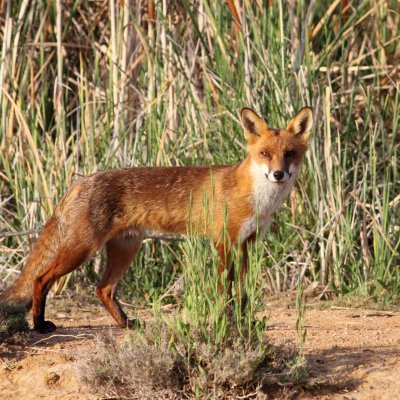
(273, 170, 284, 181)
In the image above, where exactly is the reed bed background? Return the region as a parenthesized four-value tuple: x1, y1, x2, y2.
(0, 0, 399, 304)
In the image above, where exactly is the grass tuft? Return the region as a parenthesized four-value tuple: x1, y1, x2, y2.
(0, 301, 30, 340)
(81, 330, 185, 399)
(81, 325, 307, 399)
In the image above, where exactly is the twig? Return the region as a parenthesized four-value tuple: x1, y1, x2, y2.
(0, 229, 41, 238)
(31, 333, 95, 346)
(144, 233, 184, 241)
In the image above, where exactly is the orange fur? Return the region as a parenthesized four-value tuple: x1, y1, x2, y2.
(0, 107, 313, 333)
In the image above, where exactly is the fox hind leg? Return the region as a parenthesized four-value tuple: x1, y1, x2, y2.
(96, 232, 143, 328)
(32, 246, 94, 333)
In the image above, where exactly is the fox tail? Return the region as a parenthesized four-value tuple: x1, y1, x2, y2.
(0, 217, 61, 309)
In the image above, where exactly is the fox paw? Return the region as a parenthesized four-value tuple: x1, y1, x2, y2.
(35, 320, 57, 334)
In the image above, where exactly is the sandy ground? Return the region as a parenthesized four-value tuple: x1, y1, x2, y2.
(265, 299, 400, 400)
(0, 296, 399, 399)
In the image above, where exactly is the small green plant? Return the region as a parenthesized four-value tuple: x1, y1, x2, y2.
(165, 230, 269, 396)
(295, 279, 307, 360)
(0, 301, 30, 341)
(3, 362, 20, 371)
(292, 278, 309, 385)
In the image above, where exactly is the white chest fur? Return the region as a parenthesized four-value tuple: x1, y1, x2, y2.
(238, 160, 295, 242)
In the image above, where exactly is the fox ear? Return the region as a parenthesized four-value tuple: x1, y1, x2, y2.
(240, 108, 268, 142)
(287, 107, 313, 139)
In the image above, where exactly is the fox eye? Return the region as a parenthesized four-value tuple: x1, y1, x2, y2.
(260, 151, 270, 158)
(285, 150, 296, 158)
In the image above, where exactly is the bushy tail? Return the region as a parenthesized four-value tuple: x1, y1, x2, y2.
(0, 217, 61, 310)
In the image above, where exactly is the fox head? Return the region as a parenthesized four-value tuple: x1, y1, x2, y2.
(241, 107, 313, 184)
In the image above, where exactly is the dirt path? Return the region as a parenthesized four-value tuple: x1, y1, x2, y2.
(1, 298, 399, 399)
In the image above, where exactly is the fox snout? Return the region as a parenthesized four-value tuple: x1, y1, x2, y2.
(266, 169, 290, 184)
(273, 170, 284, 181)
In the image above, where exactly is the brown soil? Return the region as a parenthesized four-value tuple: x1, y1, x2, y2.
(1, 297, 400, 399)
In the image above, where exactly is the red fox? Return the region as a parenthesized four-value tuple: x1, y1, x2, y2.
(1, 107, 313, 333)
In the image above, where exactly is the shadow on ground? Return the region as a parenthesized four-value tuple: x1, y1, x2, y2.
(304, 345, 400, 396)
